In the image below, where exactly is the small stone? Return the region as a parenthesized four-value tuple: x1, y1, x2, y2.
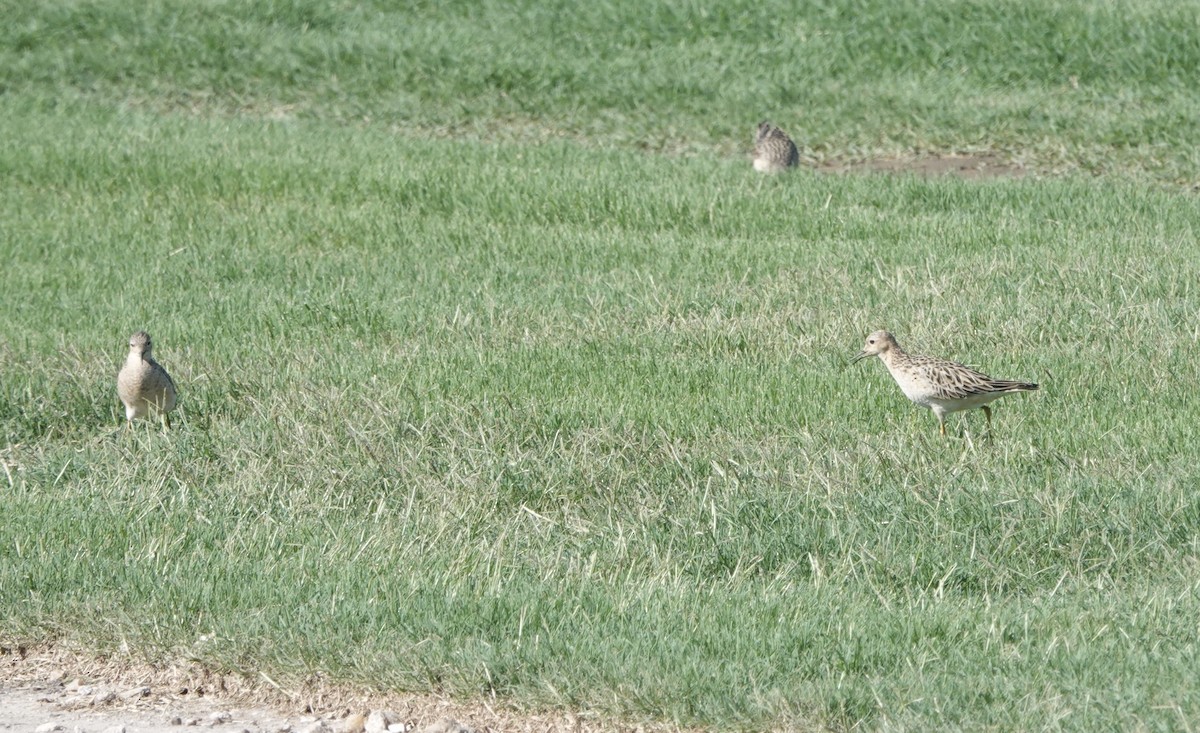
(36, 725, 64, 733)
(48, 669, 67, 682)
(209, 712, 233, 725)
(340, 714, 365, 733)
(168, 717, 183, 726)
(101, 726, 127, 733)
(120, 686, 150, 700)
(184, 719, 200, 727)
(415, 720, 476, 733)
(364, 712, 392, 733)
(65, 679, 82, 692)
(92, 691, 118, 705)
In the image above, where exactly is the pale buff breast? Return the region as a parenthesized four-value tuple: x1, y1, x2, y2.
(118, 356, 177, 420)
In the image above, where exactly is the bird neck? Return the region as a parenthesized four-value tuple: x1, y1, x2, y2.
(879, 345, 907, 369)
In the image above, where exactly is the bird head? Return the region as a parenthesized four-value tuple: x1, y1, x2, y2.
(129, 331, 153, 355)
(851, 330, 897, 364)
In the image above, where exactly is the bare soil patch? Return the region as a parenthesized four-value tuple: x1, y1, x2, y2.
(0, 646, 692, 733)
(818, 153, 1026, 179)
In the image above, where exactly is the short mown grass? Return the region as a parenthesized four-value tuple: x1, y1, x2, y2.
(3, 106, 1200, 730)
(5, 0, 1200, 180)
(4, 0, 1200, 730)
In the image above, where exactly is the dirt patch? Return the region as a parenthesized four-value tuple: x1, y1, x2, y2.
(818, 153, 1026, 179)
(0, 646, 693, 733)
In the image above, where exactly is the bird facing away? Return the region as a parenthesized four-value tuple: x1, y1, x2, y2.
(752, 121, 800, 173)
(117, 331, 178, 429)
(851, 330, 1037, 436)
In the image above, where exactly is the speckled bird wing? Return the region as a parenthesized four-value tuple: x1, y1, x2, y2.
(146, 360, 178, 409)
(909, 355, 1010, 400)
(156, 362, 177, 393)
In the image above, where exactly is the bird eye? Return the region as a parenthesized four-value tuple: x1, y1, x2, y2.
(868, 339, 876, 344)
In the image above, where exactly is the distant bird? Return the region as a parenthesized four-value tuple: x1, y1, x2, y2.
(752, 121, 800, 173)
(117, 331, 178, 429)
(851, 330, 1037, 436)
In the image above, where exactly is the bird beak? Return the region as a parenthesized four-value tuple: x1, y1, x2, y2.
(850, 350, 869, 364)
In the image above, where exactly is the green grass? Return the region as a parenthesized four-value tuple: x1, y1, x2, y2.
(5, 0, 1200, 179)
(4, 1, 1200, 730)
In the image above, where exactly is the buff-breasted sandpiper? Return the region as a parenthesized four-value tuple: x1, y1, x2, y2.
(851, 330, 1037, 436)
(117, 331, 178, 429)
(752, 121, 800, 173)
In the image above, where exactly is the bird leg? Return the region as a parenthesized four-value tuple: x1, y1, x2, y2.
(982, 406, 993, 430)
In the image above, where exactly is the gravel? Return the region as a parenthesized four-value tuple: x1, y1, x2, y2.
(1, 647, 686, 733)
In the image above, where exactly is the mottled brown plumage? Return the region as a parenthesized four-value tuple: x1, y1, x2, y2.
(117, 331, 177, 429)
(851, 330, 1037, 436)
(752, 121, 799, 173)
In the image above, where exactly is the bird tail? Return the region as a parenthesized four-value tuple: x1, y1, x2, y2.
(995, 381, 1038, 393)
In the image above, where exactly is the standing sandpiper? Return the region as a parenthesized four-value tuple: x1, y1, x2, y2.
(752, 121, 800, 173)
(851, 330, 1037, 436)
(117, 331, 178, 429)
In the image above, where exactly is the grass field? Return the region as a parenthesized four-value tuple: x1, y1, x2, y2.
(4, 1, 1200, 730)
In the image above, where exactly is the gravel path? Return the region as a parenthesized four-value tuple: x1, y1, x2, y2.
(0, 675, 475, 733)
(1, 647, 680, 733)
(1, 680, 290, 733)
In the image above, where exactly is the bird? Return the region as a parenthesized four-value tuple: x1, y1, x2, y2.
(851, 330, 1037, 436)
(752, 121, 800, 173)
(117, 331, 178, 429)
